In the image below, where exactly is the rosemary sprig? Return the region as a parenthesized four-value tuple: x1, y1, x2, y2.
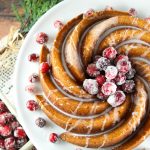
(12, 0, 62, 33)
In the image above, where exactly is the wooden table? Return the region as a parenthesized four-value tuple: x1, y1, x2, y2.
(0, 0, 20, 39)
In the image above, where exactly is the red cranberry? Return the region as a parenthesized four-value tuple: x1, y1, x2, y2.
(36, 32, 48, 44)
(129, 8, 137, 16)
(96, 57, 110, 71)
(0, 101, 7, 113)
(3, 112, 15, 123)
(26, 100, 39, 111)
(107, 90, 126, 107)
(35, 117, 46, 128)
(86, 64, 100, 77)
(40, 62, 50, 73)
(122, 80, 135, 93)
(14, 127, 26, 139)
(84, 9, 95, 17)
(96, 75, 106, 86)
(10, 121, 20, 130)
(97, 91, 108, 100)
(117, 59, 131, 74)
(0, 114, 6, 125)
(0, 139, 5, 149)
(115, 72, 126, 85)
(54, 20, 64, 30)
(49, 133, 58, 143)
(103, 47, 117, 59)
(105, 66, 118, 80)
(29, 73, 39, 83)
(101, 82, 117, 96)
(114, 55, 128, 64)
(4, 137, 16, 149)
(126, 68, 136, 79)
(25, 85, 37, 94)
(28, 53, 39, 62)
(0, 125, 12, 137)
(83, 79, 99, 95)
(16, 138, 27, 148)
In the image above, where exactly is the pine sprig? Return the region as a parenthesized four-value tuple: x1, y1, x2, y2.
(12, 0, 62, 33)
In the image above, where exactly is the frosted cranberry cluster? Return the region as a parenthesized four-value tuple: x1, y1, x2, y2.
(83, 47, 136, 107)
(0, 100, 28, 149)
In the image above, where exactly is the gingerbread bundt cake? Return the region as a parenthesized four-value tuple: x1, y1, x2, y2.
(35, 9, 150, 149)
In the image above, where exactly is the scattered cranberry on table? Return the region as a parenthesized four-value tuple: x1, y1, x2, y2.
(49, 133, 58, 143)
(36, 32, 48, 44)
(28, 53, 39, 62)
(28, 73, 39, 83)
(26, 100, 39, 111)
(54, 20, 64, 30)
(35, 117, 46, 128)
(25, 84, 38, 94)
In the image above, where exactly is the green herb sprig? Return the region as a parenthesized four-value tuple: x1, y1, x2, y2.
(12, 0, 62, 33)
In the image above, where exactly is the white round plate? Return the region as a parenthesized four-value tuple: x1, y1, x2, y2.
(14, 0, 150, 149)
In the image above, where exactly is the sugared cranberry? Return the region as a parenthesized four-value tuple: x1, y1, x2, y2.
(105, 66, 118, 80)
(40, 62, 50, 73)
(3, 112, 15, 123)
(35, 117, 46, 128)
(83, 79, 99, 95)
(0, 114, 6, 125)
(54, 20, 64, 30)
(0, 139, 5, 149)
(103, 47, 117, 59)
(28, 53, 39, 62)
(25, 84, 37, 94)
(26, 100, 39, 111)
(115, 72, 126, 85)
(10, 121, 20, 130)
(126, 68, 136, 79)
(129, 8, 137, 16)
(86, 64, 100, 77)
(117, 59, 131, 74)
(36, 32, 48, 44)
(96, 57, 110, 71)
(84, 9, 95, 17)
(97, 91, 108, 100)
(29, 73, 39, 83)
(96, 75, 106, 86)
(114, 55, 128, 64)
(14, 127, 26, 139)
(16, 138, 27, 148)
(107, 91, 126, 107)
(49, 133, 58, 143)
(122, 80, 135, 93)
(105, 6, 113, 11)
(0, 101, 7, 113)
(4, 137, 15, 149)
(101, 82, 117, 96)
(0, 125, 12, 137)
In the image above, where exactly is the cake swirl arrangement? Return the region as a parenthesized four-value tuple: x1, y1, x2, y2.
(26, 8, 150, 149)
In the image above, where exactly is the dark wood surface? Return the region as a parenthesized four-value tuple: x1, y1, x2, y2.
(0, 0, 21, 39)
